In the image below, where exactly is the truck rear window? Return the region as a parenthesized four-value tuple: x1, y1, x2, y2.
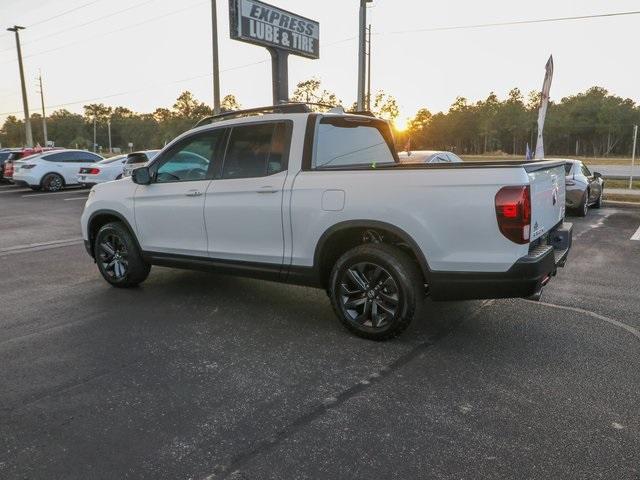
(313, 117, 397, 169)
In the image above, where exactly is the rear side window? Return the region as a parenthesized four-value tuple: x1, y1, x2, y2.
(564, 163, 573, 175)
(313, 117, 397, 168)
(221, 122, 290, 179)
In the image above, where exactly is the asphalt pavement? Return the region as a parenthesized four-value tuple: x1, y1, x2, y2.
(1, 182, 639, 480)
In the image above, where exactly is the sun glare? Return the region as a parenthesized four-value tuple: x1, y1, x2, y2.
(394, 118, 408, 132)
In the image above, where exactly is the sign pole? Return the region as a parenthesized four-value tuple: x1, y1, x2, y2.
(268, 47, 289, 104)
(630, 124, 638, 189)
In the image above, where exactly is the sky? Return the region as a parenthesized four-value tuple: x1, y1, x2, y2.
(0, 0, 639, 127)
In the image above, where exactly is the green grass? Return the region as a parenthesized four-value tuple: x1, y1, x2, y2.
(604, 179, 640, 190)
(604, 192, 640, 203)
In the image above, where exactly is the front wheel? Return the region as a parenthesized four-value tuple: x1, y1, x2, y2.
(593, 190, 602, 209)
(329, 243, 423, 341)
(95, 222, 150, 288)
(576, 191, 589, 217)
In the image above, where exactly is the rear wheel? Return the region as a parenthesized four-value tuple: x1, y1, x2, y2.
(95, 222, 150, 288)
(41, 173, 64, 192)
(329, 243, 423, 341)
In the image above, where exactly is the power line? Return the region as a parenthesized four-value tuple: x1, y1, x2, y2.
(0, 0, 160, 53)
(0, 0, 209, 64)
(381, 10, 640, 35)
(28, 0, 105, 28)
(0, 59, 270, 116)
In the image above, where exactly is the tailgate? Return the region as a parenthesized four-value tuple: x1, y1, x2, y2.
(526, 161, 566, 240)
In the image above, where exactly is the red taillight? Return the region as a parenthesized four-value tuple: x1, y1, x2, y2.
(495, 185, 531, 244)
(87, 168, 100, 175)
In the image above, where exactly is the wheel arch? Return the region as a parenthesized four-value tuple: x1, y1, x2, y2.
(313, 220, 430, 288)
(39, 171, 66, 187)
(87, 209, 141, 259)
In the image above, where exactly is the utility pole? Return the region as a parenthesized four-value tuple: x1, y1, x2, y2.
(366, 24, 372, 111)
(93, 118, 97, 152)
(107, 119, 112, 154)
(211, 0, 221, 114)
(357, 1, 372, 111)
(7, 25, 33, 147)
(37, 71, 48, 146)
(630, 125, 638, 189)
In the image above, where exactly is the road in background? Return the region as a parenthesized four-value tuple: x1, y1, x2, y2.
(0, 185, 639, 479)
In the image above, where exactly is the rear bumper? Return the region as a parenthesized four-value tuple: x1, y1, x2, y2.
(430, 222, 572, 301)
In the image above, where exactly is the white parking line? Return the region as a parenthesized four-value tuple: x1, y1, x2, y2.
(64, 196, 89, 201)
(22, 189, 86, 198)
(631, 225, 640, 241)
(0, 238, 83, 257)
(0, 188, 30, 194)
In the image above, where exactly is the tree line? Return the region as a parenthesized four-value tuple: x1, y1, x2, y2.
(1, 81, 638, 158)
(405, 86, 639, 157)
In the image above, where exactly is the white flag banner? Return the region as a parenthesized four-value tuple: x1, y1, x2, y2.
(534, 55, 554, 160)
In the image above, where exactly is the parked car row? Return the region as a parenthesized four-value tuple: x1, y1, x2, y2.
(1, 148, 159, 192)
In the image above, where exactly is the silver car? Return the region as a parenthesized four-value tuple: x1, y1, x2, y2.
(564, 159, 604, 216)
(397, 150, 463, 164)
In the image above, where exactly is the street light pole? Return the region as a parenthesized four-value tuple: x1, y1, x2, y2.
(366, 24, 372, 111)
(93, 118, 97, 153)
(7, 25, 33, 147)
(38, 71, 48, 146)
(356, 1, 370, 111)
(211, 0, 221, 114)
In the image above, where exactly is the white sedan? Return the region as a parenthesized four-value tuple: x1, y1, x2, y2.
(397, 150, 463, 164)
(77, 154, 128, 186)
(13, 149, 104, 191)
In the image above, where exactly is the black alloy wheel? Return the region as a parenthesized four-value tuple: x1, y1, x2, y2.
(42, 173, 64, 192)
(329, 243, 422, 341)
(98, 233, 129, 281)
(338, 262, 399, 330)
(95, 222, 151, 287)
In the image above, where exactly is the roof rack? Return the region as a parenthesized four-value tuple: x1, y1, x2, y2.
(193, 102, 355, 128)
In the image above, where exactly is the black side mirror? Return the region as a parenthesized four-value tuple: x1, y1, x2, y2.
(131, 166, 151, 185)
(593, 171, 602, 179)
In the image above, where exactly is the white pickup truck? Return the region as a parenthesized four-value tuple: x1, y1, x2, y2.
(81, 104, 572, 340)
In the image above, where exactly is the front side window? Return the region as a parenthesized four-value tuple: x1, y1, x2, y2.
(313, 117, 396, 168)
(581, 164, 592, 177)
(155, 130, 225, 183)
(221, 122, 289, 180)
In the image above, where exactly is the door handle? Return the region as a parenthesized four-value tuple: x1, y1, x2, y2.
(256, 186, 278, 193)
(185, 190, 203, 197)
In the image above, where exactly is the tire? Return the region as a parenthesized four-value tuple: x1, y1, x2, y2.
(41, 173, 64, 192)
(94, 222, 150, 288)
(576, 191, 589, 217)
(329, 243, 423, 341)
(115, 174, 123, 180)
